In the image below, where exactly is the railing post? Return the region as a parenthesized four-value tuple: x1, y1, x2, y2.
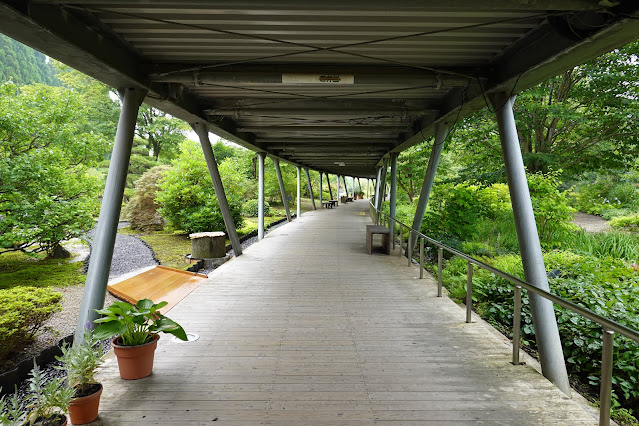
(512, 285, 522, 365)
(437, 247, 443, 297)
(466, 261, 473, 323)
(419, 237, 424, 279)
(399, 225, 403, 257)
(407, 231, 412, 266)
(599, 329, 615, 426)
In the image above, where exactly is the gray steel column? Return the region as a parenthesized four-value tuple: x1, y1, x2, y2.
(296, 166, 301, 218)
(389, 153, 399, 239)
(274, 158, 292, 222)
(357, 177, 362, 193)
(257, 152, 265, 240)
(377, 158, 389, 211)
(304, 168, 316, 210)
(336, 174, 340, 205)
(342, 175, 349, 199)
(319, 171, 323, 207)
(491, 93, 571, 396)
(411, 122, 449, 234)
(192, 122, 242, 257)
(327, 173, 334, 200)
(374, 168, 382, 208)
(75, 87, 146, 341)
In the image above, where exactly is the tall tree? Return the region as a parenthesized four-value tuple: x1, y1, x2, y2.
(450, 40, 639, 181)
(136, 105, 188, 161)
(0, 83, 103, 257)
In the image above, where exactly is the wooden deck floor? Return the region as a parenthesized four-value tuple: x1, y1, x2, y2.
(94, 200, 598, 425)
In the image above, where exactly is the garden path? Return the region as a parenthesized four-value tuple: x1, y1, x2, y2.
(94, 200, 599, 425)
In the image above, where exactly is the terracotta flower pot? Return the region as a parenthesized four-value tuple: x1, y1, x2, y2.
(112, 334, 159, 380)
(68, 384, 103, 425)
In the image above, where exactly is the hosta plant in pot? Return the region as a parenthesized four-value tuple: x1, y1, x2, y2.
(93, 299, 187, 380)
(55, 329, 104, 424)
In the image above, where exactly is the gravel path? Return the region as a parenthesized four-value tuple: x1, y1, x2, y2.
(572, 212, 610, 233)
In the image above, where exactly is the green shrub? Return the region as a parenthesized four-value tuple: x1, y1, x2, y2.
(156, 140, 245, 234)
(611, 214, 639, 233)
(124, 165, 171, 231)
(242, 199, 271, 217)
(0, 287, 62, 367)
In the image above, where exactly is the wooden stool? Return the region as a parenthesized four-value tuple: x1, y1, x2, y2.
(366, 225, 391, 255)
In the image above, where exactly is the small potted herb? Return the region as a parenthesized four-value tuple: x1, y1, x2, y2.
(93, 299, 187, 380)
(24, 362, 74, 425)
(55, 329, 104, 424)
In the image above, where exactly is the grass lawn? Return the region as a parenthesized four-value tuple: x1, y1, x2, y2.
(0, 251, 86, 290)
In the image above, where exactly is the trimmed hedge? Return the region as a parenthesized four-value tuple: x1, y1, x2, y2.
(0, 287, 62, 368)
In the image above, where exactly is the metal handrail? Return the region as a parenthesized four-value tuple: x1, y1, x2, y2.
(369, 201, 639, 426)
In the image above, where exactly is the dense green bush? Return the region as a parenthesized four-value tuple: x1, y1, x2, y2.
(441, 251, 639, 417)
(611, 215, 639, 233)
(156, 140, 245, 234)
(124, 165, 171, 231)
(242, 199, 271, 217)
(416, 173, 575, 251)
(0, 287, 62, 368)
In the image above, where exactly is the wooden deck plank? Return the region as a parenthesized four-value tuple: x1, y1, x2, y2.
(94, 201, 599, 425)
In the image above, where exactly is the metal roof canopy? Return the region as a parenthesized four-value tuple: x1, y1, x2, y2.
(1, 0, 637, 177)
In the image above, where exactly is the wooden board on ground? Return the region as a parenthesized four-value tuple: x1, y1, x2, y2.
(107, 265, 207, 314)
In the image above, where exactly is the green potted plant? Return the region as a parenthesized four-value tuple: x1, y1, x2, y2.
(55, 329, 104, 424)
(93, 299, 187, 380)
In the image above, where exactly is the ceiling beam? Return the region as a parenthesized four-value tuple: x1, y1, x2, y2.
(152, 66, 474, 87)
(38, 0, 602, 9)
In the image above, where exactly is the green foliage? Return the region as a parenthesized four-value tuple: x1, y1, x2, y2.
(441, 251, 639, 417)
(24, 363, 74, 424)
(156, 139, 245, 234)
(611, 215, 639, 232)
(136, 104, 188, 161)
(570, 175, 639, 219)
(0, 82, 103, 257)
(94, 299, 187, 346)
(526, 171, 577, 247)
(242, 199, 271, 217)
(0, 287, 62, 368)
(124, 165, 171, 231)
(0, 34, 59, 86)
(0, 386, 25, 424)
(55, 329, 103, 397)
(570, 231, 639, 261)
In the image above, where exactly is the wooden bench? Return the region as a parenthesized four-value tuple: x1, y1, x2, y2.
(329, 199, 338, 207)
(366, 225, 391, 255)
(322, 201, 333, 209)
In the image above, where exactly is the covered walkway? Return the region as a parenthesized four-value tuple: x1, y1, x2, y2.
(96, 200, 597, 425)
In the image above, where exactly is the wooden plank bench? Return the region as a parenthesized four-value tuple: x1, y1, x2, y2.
(366, 225, 391, 255)
(322, 201, 334, 209)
